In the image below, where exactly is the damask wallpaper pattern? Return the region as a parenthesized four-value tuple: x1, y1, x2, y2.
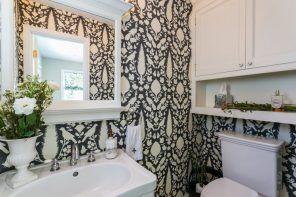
(0, 0, 193, 196)
(111, 0, 193, 195)
(192, 114, 296, 197)
(0, 1, 294, 197)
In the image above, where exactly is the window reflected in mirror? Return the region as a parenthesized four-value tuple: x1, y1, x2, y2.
(61, 70, 83, 100)
(32, 34, 87, 101)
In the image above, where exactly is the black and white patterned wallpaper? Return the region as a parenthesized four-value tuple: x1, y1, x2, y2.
(4, 0, 294, 197)
(0, 0, 193, 196)
(192, 114, 295, 197)
(112, 0, 192, 195)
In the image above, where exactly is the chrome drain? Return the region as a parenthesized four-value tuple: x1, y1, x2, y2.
(73, 171, 79, 177)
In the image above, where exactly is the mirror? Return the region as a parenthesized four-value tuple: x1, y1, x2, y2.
(37, 37, 84, 101)
(22, 0, 133, 124)
(27, 30, 90, 101)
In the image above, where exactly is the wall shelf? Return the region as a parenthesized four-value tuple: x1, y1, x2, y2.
(191, 107, 296, 125)
(43, 105, 124, 124)
(191, 71, 296, 125)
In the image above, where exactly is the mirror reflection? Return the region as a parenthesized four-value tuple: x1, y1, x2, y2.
(32, 34, 88, 101)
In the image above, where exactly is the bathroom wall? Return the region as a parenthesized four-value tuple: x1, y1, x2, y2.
(0, 0, 192, 196)
(192, 114, 295, 197)
(119, 1, 192, 195)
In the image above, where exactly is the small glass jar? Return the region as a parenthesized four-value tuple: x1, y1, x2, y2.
(105, 137, 118, 159)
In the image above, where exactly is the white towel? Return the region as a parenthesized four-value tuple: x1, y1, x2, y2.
(126, 125, 143, 161)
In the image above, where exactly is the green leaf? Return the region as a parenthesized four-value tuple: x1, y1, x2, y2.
(23, 130, 34, 138)
(18, 116, 26, 131)
(27, 113, 37, 127)
(0, 117, 5, 129)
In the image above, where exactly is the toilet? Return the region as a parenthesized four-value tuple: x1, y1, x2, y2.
(201, 131, 284, 197)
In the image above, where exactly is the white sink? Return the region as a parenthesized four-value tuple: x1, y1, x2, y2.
(0, 150, 156, 197)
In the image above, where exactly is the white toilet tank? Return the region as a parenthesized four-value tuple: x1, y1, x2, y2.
(218, 131, 284, 197)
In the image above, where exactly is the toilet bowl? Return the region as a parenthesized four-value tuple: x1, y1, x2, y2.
(201, 177, 259, 197)
(200, 131, 284, 197)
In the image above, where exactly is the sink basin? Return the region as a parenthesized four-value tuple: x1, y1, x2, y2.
(0, 151, 156, 197)
(12, 164, 131, 197)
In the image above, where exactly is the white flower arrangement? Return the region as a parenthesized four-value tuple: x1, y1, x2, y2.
(0, 76, 57, 139)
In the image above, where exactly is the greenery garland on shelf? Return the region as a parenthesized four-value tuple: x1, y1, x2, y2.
(222, 102, 296, 113)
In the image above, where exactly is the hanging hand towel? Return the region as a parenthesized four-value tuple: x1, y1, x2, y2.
(126, 125, 143, 161)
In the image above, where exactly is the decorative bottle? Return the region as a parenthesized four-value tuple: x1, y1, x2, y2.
(271, 90, 284, 112)
(105, 128, 118, 159)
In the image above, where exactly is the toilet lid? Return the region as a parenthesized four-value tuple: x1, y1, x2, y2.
(201, 178, 258, 197)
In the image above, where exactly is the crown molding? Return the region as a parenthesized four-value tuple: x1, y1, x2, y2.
(47, 0, 133, 20)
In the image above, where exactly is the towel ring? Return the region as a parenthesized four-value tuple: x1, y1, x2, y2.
(127, 106, 143, 125)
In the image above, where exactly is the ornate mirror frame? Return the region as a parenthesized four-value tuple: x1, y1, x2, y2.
(22, 0, 133, 124)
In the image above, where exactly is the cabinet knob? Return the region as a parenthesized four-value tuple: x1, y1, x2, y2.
(239, 64, 244, 68)
(248, 62, 253, 66)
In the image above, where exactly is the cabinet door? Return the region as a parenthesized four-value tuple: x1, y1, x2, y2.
(195, 0, 246, 76)
(246, 0, 296, 69)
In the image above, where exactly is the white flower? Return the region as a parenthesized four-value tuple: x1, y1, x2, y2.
(47, 81, 60, 91)
(13, 97, 36, 115)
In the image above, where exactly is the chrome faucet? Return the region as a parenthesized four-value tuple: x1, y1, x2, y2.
(50, 158, 60, 171)
(70, 143, 80, 166)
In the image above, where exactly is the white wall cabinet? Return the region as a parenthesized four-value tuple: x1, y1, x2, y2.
(246, 0, 296, 69)
(194, 0, 296, 79)
(195, 0, 245, 76)
(190, 0, 296, 125)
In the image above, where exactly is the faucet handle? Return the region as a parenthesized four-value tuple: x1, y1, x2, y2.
(50, 158, 60, 172)
(74, 144, 80, 160)
(70, 157, 77, 166)
(70, 143, 79, 166)
(88, 151, 96, 162)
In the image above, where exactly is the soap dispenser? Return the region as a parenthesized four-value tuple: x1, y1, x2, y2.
(105, 128, 118, 159)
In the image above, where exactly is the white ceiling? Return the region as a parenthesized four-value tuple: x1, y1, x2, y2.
(36, 35, 84, 63)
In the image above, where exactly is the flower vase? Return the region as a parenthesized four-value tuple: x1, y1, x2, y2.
(3, 135, 39, 188)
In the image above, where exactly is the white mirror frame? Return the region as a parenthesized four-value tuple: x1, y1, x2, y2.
(24, 25, 90, 100)
(22, 0, 133, 124)
(1, 0, 15, 97)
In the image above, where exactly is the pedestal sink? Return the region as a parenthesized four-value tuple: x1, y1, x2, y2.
(0, 150, 156, 197)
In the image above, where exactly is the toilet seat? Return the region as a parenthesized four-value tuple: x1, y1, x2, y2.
(201, 178, 258, 197)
